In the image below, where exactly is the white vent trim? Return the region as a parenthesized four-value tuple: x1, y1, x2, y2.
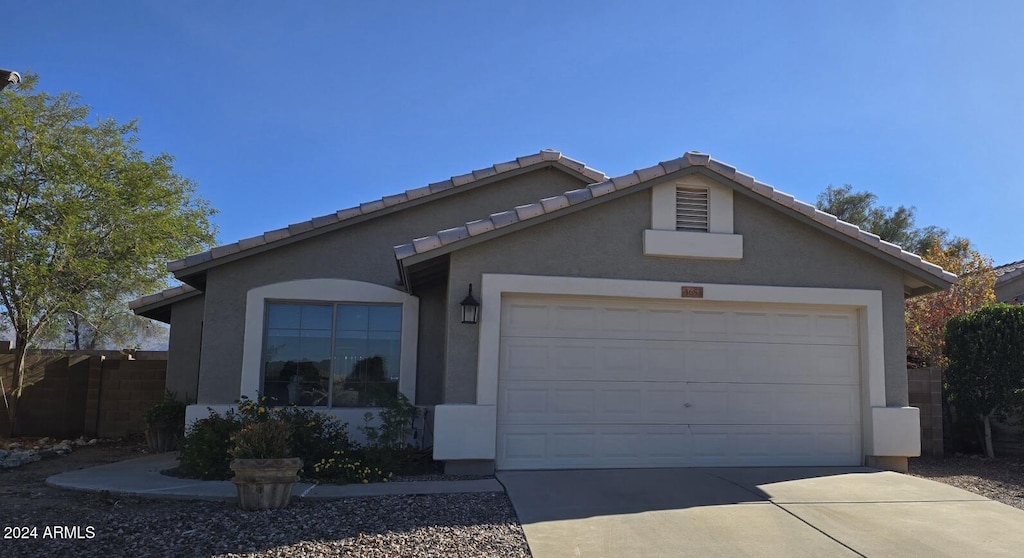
(675, 187, 710, 232)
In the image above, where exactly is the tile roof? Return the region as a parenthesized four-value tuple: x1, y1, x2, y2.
(128, 284, 199, 311)
(166, 150, 607, 274)
(994, 260, 1024, 284)
(394, 151, 957, 285)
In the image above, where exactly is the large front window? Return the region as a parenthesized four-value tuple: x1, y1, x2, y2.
(261, 302, 402, 407)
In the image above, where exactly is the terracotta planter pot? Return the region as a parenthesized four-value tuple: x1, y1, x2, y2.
(230, 457, 303, 511)
(145, 421, 182, 453)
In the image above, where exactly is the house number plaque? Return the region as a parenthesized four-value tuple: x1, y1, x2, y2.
(680, 286, 704, 298)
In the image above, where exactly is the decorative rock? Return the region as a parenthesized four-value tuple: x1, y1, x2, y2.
(0, 449, 41, 468)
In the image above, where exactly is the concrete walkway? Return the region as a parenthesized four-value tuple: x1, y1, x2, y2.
(47, 452, 503, 501)
(499, 467, 1024, 558)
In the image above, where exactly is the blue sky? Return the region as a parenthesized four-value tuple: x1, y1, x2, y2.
(7, 1, 1023, 266)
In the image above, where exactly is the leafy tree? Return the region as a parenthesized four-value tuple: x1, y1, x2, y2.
(815, 184, 948, 255)
(815, 184, 994, 367)
(0, 74, 215, 431)
(35, 288, 171, 350)
(905, 240, 995, 367)
(944, 304, 1024, 457)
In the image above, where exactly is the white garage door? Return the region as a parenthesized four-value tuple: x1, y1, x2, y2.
(496, 295, 862, 469)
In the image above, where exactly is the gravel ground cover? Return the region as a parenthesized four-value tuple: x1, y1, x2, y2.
(14, 440, 1024, 557)
(1, 440, 531, 558)
(909, 455, 1024, 511)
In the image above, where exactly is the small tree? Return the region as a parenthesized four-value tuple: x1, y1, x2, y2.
(944, 304, 1024, 457)
(906, 239, 995, 367)
(0, 74, 215, 431)
(815, 184, 948, 255)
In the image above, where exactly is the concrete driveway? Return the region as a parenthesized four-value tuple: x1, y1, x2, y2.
(498, 467, 1024, 558)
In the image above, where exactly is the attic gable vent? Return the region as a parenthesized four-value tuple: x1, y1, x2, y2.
(675, 187, 710, 232)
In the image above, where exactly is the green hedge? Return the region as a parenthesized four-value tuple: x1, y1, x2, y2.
(944, 303, 1024, 424)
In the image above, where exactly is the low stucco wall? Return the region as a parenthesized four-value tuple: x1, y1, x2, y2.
(443, 187, 910, 406)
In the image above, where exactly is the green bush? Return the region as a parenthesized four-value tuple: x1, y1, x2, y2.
(177, 409, 241, 480)
(944, 303, 1024, 456)
(277, 405, 354, 478)
(230, 420, 291, 459)
(359, 393, 429, 475)
(144, 391, 188, 426)
(177, 394, 432, 483)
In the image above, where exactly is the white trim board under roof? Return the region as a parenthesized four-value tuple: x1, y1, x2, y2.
(394, 151, 957, 293)
(165, 150, 606, 284)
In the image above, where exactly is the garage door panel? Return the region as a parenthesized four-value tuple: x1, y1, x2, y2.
(498, 424, 695, 469)
(496, 295, 863, 469)
(504, 338, 859, 385)
(502, 297, 858, 345)
(501, 380, 689, 424)
(686, 383, 860, 425)
(689, 425, 860, 467)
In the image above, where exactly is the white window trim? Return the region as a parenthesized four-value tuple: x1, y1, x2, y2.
(429, 273, 917, 462)
(239, 279, 419, 405)
(647, 175, 742, 259)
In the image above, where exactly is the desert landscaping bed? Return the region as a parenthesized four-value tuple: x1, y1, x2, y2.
(909, 455, 1024, 511)
(1, 440, 529, 558)
(6, 441, 1024, 558)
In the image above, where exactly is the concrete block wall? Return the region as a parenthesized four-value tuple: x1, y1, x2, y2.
(908, 367, 943, 457)
(93, 360, 167, 438)
(1, 349, 167, 438)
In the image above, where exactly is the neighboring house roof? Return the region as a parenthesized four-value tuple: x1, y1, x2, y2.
(166, 150, 607, 279)
(994, 260, 1024, 285)
(394, 151, 957, 290)
(129, 284, 200, 323)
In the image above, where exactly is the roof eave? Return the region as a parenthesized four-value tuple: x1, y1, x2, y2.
(129, 289, 202, 323)
(396, 164, 957, 291)
(170, 160, 601, 282)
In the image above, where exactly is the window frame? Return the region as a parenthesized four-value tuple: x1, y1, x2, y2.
(260, 300, 404, 408)
(240, 279, 419, 407)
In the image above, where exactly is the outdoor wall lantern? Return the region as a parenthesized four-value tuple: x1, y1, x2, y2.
(461, 284, 480, 324)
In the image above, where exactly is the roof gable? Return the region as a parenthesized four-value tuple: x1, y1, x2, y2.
(995, 260, 1024, 285)
(395, 151, 956, 290)
(167, 150, 607, 279)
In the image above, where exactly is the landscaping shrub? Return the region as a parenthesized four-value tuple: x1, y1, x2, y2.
(230, 419, 291, 459)
(359, 393, 433, 475)
(177, 409, 241, 480)
(144, 391, 189, 426)
(944, 303, 1024, 457)
(177, 394, 432, 483)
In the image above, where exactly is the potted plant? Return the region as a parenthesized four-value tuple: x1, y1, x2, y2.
(144, 391, 187, 452)
(229, 418, 303, 511)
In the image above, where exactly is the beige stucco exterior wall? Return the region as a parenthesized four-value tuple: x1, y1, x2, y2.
(165, 294, 204, 402)
(996, 274, 1024, 303)
(443, 188, 910, 406)
(195, 168, 588, 403)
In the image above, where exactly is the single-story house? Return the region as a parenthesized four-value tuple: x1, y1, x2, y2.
(994, 260, 1024, 303)
(131, 150, 955, 474)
